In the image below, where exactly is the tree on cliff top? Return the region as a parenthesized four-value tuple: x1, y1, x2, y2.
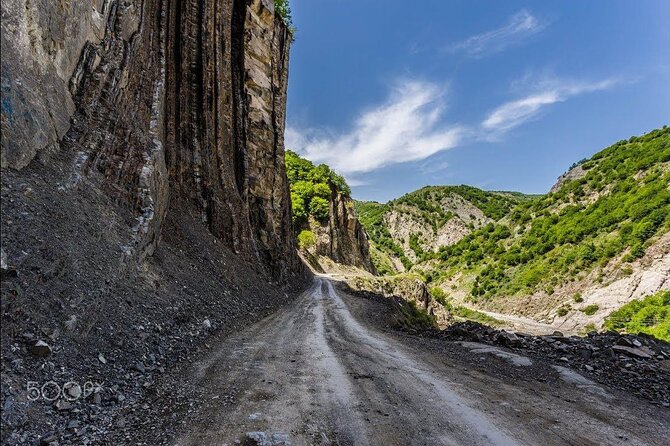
(275, 0, 295, 36)
(285, 150, 351, 226)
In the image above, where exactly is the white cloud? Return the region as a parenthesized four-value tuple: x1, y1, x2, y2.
(346, 177, 372, 187)
(419, 159, 450, 174)
(482, 78, 619, 134)
(286, 80, 464, 175)
(286, 76, 623, 182)
(447, 10, 545, 57)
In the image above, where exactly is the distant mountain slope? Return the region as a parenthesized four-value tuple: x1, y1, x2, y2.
(429, 127, 669, 300)
(356, 127, 670, 330)
(355, 186, 536, 274)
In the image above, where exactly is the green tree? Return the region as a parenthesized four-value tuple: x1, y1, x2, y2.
(290, 192, 307, 225)
(291, 180, 314, 201)
(297, 230, 316, 250)
(313, 182, 331, 198)
(285, 150, 351, 226)
(274, 0, 295, 34)
(309, 197, 330, 221)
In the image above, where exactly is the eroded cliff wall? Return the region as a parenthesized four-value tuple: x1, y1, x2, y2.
(1, 0, 300, 280)
(312, 191, 377, 273)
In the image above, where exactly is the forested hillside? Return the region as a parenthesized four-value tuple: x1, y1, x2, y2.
(286, 150, 350, 227)
(355, 186, 536, 274)
(356, 128, 670, 330)
(427, 127, 669, 300)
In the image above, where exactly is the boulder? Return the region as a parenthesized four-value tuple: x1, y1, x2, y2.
(29, 340, 52, 357)
(612, 345, 652, 359)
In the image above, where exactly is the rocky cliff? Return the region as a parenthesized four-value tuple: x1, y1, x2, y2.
(311, 191, 377, 273)
(1, 2, 309, 442)
(345, 274, 451, 328)
(1, 0, 300, 280)
(284, 150, 376, 274)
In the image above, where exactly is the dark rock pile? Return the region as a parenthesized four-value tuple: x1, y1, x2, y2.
(438, 321, 670, 407)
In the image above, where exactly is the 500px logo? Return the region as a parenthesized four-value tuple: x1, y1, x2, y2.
(27, 381, 104, 402)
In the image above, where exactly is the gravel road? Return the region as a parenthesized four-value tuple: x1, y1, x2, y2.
(172, 278, 669, 445)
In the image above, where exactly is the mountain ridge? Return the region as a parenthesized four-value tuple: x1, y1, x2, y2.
(354, 127, 670, 334)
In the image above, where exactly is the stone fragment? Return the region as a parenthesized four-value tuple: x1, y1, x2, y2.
(270, 432, 291, 445)
(55, 400, 73, 411)
(29, 340, 52, 357)
(617, 337, 634, 347)
(495, 331, 522, 348)
(64, 315, 77, 331)
(579, 348, 593, 360)
(0, 248, 17, 278)
(64, 382, 82, 399)
(244, 432, 267, 445)
(612, 345, 652, 359)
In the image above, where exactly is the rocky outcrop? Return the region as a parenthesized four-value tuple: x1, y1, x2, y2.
(550, 164, 586, 193)
(346, 274, 451, 327)
(1, 0, 301, 280)
(0, 0, 109, 169)
(312, 191, 377, 274)
(384, 205, 479, 262)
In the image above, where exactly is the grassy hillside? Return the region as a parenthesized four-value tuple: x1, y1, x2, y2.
(354, 200, 411, 273)
(422, 127, 670, 300)
(395, 185, 529, 224)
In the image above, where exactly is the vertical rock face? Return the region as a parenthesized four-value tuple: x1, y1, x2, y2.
(1, 0, 301, 280)
(0, 0, 109, 169)
(313, 191, 377, 274)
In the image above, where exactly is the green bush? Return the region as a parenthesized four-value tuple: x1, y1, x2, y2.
(429, 287, 449, 307)
(274, 0, 295, 33)
(313, 182, 331, 198)
(582, 304, 600, 316)
(557, 306, 570, 317)
(583, 322, 598, 334)
(297, 230, 316, 250)
(573, 292, 584, 303)
(309, 197, 330, 222)
(290, 192, 307, 223)
(451, 306, 503, 327)
(409, 233, 426, 259)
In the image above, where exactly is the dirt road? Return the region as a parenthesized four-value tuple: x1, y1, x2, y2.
(171, 278, 669, 445)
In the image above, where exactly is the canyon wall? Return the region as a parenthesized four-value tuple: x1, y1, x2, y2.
(0, 0, 301, 280)
(312, 191, 377, 273)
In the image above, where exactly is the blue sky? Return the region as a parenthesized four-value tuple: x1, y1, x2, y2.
(285, 0, 669, 202)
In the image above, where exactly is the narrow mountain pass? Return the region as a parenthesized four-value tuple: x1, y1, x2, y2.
(172, 278, 668, 446)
